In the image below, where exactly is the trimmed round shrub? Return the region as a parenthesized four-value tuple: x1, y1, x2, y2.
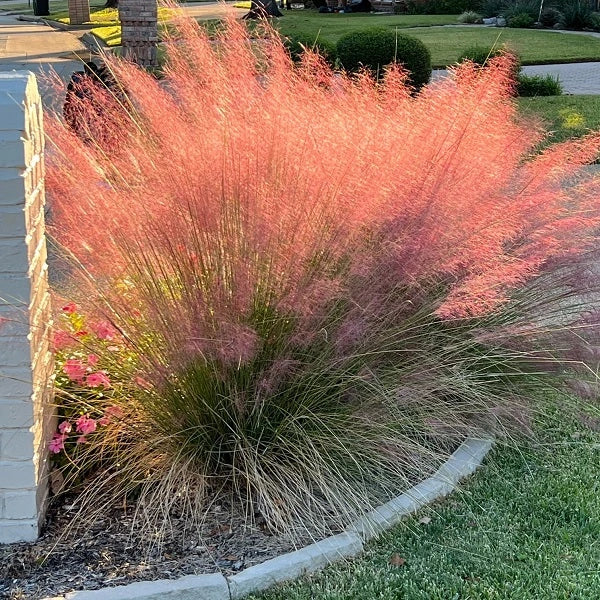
(507, 11, 535, 27)
(336, 27, 432, 88)
(284, 33, 337, 66)
(516, 73, 563, 96)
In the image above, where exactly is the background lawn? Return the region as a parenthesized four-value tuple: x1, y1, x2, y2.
(50, 6, 119, 26)
(518, 95, 600, 145)
(251, 397, 600, 600)
(401, 26, 600, 67)
(275, 12, 459, 40)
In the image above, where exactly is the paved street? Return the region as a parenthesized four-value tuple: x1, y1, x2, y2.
(0, 14, 87, 109)
(520, 61, 600, 95)
(432, 59, 600, 94)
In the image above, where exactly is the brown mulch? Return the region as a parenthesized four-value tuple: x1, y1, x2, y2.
(0, 497, 319, 600)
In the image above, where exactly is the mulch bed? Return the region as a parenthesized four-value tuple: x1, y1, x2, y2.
(0, 497, 319, 600)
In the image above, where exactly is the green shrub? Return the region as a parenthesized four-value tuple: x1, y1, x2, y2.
(406, 0, 480, 14)
(501, 0, 540, 21)
(481, 0, 504, 17)
(284, 33, 337, 66)
(539, 6, 563, 26)
(457, 9, 483, 22)
(336, 27, 432, 88)
(507, 11, 536, 26)
(516, 73, 563, 96)
(558, 0, 595, 29)
(457, 44, 522, 76)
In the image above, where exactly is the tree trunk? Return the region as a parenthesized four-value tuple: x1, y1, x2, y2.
(245, 0, 283, 19)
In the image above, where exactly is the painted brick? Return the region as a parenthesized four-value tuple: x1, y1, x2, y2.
(0, 339, 32, 366)
(0, 274, 31, 304)
(0, 519, 39, 543)
(0, 460, 36, 488)
(0, 401, 34, 428)
(0, 71, 51, 543)
(0, 239, 30, 274)
(0, 429, 34, 460)
(2, 490, 37, 519)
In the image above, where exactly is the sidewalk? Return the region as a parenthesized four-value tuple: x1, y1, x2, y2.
(0, 14, 88, 108)
(432, 61, 600, 95)
(521, 62, 600, 95)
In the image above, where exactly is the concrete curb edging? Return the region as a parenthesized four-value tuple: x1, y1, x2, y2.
(44, 436, 493, 600)
(81, 32, 107, 52)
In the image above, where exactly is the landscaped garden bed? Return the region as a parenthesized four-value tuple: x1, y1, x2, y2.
(3, 5, 600, 599)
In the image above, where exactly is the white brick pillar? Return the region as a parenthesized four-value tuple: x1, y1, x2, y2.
(0, 72, 54, 544)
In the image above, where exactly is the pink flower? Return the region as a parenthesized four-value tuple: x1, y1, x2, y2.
(58, 420, 72, 434)
(105, 405, 124, 418)
(93, 321, 116, 341)
(53, 330, 74, 351)
(87, 354, 99, 366)
(75, 415, 97, 435)
(62, 302, 77, 314)
(86, 371, 111, 388)
(63, 359, 86, 383)
(49, 433, 66, 453)
(98, 405, 123, 426)
(76, 436, 87, 444)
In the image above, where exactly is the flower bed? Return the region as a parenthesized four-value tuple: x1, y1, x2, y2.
(32, 10, 600, 592)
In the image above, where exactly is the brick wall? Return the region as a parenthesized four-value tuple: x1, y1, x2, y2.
(119, 0, 158, 67)
(0, 72, 54, 544)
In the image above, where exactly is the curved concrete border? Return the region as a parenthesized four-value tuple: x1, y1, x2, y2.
(43, 436, 492, 600)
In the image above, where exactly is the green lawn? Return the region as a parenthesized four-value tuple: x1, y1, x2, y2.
(518, 95, 600, 145)
(252, 399, 600, 600)
(401, 26, 600, 67)
(50, 6, 119, 26)
(275, 12, 460, 41)
(0, 0, 104, 14)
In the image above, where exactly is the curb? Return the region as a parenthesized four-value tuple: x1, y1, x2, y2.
(44, 436, 493, 600)
(81, 32, 107, 52)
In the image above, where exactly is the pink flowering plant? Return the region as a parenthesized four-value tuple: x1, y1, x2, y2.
(50, 302, 132, 471)
(44, 12, 600, 543)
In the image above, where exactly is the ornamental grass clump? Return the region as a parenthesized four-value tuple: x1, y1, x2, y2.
(45, 10, 600, 542)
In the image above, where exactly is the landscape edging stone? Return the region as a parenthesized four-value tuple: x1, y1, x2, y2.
(43, 436, 493, 600)
(63, 573, 230, 600)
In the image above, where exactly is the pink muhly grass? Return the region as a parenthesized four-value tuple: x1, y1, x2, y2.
(44, 11, 600, 541)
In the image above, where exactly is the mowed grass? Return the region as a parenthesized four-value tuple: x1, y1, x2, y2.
(50, 6, 119, 26)
(251, 398, 600, 600)
(274, 12, 460, 40)
(0, 0, 104, 14)
(273, 13, 600, 66)
(518, 95, 600, 145)
(401, 26, 600, 67)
